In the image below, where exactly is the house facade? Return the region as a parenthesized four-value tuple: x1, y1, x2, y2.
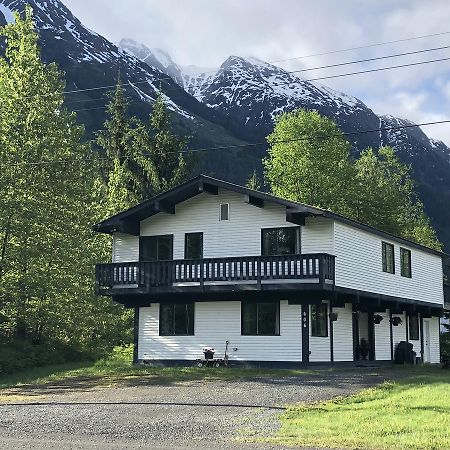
(94, 175, 448, 366)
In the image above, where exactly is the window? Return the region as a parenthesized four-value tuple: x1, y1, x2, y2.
(409, 314, 419, 340)
(311, 303, 328, 337)
(261, 227, 298, 256)
(400, 248, 412, 278)
(185, 233, 203, 259)
(140, 235, 173, 261)
(219, 203, 229, 221)
(241, 302, 280, 335)
(160, 303, 194, 336)
(382, 242, 395, 274)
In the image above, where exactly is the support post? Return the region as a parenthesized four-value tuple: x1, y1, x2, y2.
(133, 307, 139, 364)
(329, 300, 334, 363)
(389, 309, 394, 361)
(302, 304, 310, 366)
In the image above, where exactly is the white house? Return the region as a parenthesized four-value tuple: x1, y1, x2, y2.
(94, 175, 449, 366)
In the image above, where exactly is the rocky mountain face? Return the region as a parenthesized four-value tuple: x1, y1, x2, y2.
(129, 45, 450, 251)
(0, 0, 260, 181)
(0, 0, 449, 250)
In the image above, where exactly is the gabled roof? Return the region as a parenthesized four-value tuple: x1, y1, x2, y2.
(93, 174, 447, 258)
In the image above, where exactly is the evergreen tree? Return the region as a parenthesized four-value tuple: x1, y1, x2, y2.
(0, 8, 130, 352)
(130, 91, 193, 197)
(264, 109, 355, 215)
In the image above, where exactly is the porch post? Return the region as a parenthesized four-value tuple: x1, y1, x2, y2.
(133, 307, 140, 364)
(302, 304, 310, 366)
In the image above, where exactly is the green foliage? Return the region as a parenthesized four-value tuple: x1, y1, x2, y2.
(246, 169, 262, 190)
(270, 370, 450, 450)
(97, 86, 193, 216)
(0, 8, 132, 367)
(264, 109, 355, 216)
(264, 109, 442, 250)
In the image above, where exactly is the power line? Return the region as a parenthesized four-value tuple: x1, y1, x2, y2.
(269, 30, 450, 63)
(70, 55, 450, 113)
(1, 119, 449, 167)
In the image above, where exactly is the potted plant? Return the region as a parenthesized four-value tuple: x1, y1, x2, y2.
(373, 314, 384, 324)
(391, 316, 402, 326)
(203, 347, 215, 360)
(359, 338, 369, 360)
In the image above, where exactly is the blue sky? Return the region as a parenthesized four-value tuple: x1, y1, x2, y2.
(63, 0, 450, 145)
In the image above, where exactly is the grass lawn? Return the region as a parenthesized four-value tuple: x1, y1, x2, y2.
(0, 346, 313, 391)
(266, 368, 450, 450)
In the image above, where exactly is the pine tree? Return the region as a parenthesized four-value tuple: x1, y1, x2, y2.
(0, 8, 130, 351)
(130, 91, 193, 197)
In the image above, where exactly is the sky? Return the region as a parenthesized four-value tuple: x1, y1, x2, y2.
(62, 0, 450, 145)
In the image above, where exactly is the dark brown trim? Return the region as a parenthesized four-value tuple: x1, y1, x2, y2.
(302, 305, 310, 365)
(420, 314, 424, 361)
(389, 309, 394, 361)
(133, 307, 139, 364)
(368, 311, 375, 361)
(329, 301, 334, 362)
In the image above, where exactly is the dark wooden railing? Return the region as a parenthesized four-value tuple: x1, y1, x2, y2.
(95, 253, 335, 294)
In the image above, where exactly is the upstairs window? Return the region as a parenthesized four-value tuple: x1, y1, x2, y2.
(261, 227, 298, 256)
(400, 248, 412, 278)
(185, 232, 203, 260)
(311, 303, 328, 337)
(241, 301, 280, 335)
(140, 235, 173, 261)
(160, 303, 194, 336)
(219, 203, 230, 221)
(382, 242, 395, 274)
(409, 314, 419, 340)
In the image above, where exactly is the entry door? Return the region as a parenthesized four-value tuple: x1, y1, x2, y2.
(423, 320, 431, 363)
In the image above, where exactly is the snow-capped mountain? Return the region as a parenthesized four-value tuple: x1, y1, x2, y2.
(0, 0, 449, 249)
(118, 42, 450, 250)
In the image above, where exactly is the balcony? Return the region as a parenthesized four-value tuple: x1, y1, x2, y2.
(95, 253, 335, 298)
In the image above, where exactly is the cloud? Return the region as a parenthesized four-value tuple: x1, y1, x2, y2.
(61, 0, 450, 145)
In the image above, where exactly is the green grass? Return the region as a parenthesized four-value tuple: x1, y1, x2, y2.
(267, 368, 450, 450)
(0, 346, 313, 390)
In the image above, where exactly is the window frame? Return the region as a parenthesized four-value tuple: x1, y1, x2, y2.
(261, 227, 300, 256)
(159, 302, 195, 336)
(400, 247, 412, 278)
(311, 303, 328, 337)
(139, 235, 173, 262)
(382, 241, 395, 274)
(241, 301, 280, 336)
(184, 232, 203, 260)
(219, 203, 230, 221)
(409, 314, 419, 341)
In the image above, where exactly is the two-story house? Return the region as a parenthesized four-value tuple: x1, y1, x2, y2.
(94, 175, 448, 366)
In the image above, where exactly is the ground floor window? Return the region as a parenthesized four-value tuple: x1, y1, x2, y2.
(311, 303, 328, 337)
(159, 303, 194, 336)
(241, 301, 280, 335)
(409, 314, 419, 340)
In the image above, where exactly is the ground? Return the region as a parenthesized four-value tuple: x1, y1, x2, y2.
(0, 369, 388, 450)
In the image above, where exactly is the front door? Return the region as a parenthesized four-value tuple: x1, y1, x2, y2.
(423, 320, 431, 363)
(139, 235, 173, 286)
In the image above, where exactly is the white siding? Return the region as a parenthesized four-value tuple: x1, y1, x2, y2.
(140, 190, 294, 259)
(334, 222, 444, 306)
(392, 312, 407, 356)
(301, 217, 334, 254)
(112, 233, 139, 263)
(139, 190, 333, 259)
(333, 303, 354, 362)
(138, 300, 302, 362)
(374, 311, 392, 361)
(309, 301, 331, 362)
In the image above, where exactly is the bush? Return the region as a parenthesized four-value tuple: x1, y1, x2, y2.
(0, 339, 92, 375)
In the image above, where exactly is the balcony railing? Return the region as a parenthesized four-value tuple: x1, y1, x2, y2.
(95, 253, 335, 296)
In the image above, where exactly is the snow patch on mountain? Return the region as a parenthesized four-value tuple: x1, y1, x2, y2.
(0, 3, 13, 22)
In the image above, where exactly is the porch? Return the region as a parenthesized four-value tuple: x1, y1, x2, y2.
(95, 253, 336, 298)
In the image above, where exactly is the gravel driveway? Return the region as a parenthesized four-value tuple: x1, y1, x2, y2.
(0, 369, 392, 449)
